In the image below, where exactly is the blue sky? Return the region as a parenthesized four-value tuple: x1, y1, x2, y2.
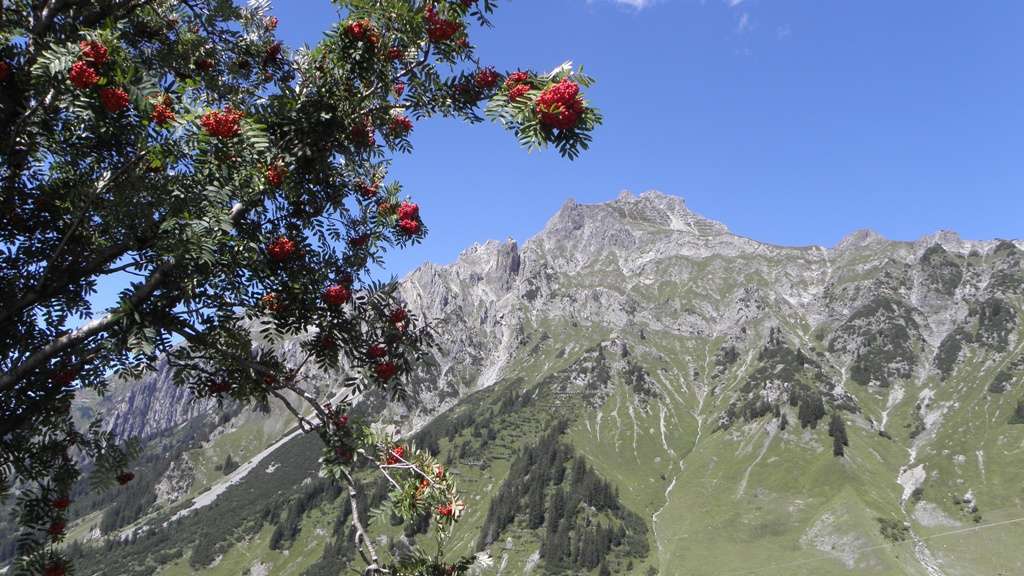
(87, 1, 1024, 313)
(275, 0, 1024, 278)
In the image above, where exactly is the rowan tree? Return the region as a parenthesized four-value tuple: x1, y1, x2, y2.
(0, 0, 601, 574)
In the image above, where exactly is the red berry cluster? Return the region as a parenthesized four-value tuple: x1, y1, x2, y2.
(385, 445, 405, 465)
(390, 115, 413, 136)
(43, 562, 66, 576)
(266, 163, 286, 187)
(266, 16, 279, 30)
(535, 79, 585, 130)
(266, 236, 297, 261)
(99, 87, 130, 113)
(387, 46, 405, 61)
(349, 234, 370, 248)
(323, 284, 351, 306)
(116, 471, 135, 485)
(396, 201, 422, 236)
(358, 181, 379, 198)
(261, 292, 283, 312)
(344, 19, 380, 45)
(47, 521, 65, 540)
(368, 344, 387, 359)
(474, 67, 500, 89)
(200, 107, 244, 138)
(262, 41, 282, 66)
(436, 503, 454, 517)
(349, 121, 376, 147)
(69, 41, 110, 91)
(504, 71, 532, 102)
(51, 497, 71, 510)
(375, 361, 398, 382)
(69, 60, 99, 89)
(151, 101, 175, 126)
(196, 57, 215, 72)
(424, 5, 461, 43)
(79, 40, 109, 65)
(390, 307, 408, 326)
(392, 82, 406, 97)
(0, 61, 10, 82)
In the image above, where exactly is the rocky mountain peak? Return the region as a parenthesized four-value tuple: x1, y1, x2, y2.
(834, 228, 886, 251)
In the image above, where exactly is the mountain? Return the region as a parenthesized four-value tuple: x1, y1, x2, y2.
(16, 190, 1024, 576)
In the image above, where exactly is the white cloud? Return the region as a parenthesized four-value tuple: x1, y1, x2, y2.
(613, 0, 655, 8)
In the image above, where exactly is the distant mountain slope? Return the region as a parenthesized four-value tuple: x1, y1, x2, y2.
(38, 191, 1024, 576)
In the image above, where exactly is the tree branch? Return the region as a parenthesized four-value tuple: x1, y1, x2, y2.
(339, 466, 385, 575)
(0, 258, 174, 393)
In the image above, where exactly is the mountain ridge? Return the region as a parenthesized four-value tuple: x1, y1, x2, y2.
(43, 189, 1024, 576)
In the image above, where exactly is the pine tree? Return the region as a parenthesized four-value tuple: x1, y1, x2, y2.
(829, 412, 849, 457)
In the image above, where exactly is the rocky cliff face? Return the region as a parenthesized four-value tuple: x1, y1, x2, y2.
(77, 191, 1024, 576)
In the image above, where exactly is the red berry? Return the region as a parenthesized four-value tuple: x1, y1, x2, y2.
(436, 503, 454, 517)
(266, 237, 297, 262)
(393, 82, 405, 97)
(535, 79, 586, 130)
(116, 471, 135, 485)
(376, 362, 398, 382)
(52, 497, 72, 510)
(424, 5, 461, 43)
(266, 164, 286, 187)
(200, 107, 244, 138)
(263, 42, 282, 65)
(385, 445, 405, 464)
(349, 122, 375, 147)
(334, 446, 353, 461)
(507, 83, 530, 103)
(358, 181, 379, 198)
(504, 71, 530, 88)
(261, 292, 283, 312)
(99, 87, 130, 113)
(397, 218, 422, 236)
(323, 284, 351, 306)
(69, 61, 99, 89)
(368, 344, 387, 359)
(266, 16, 279, 30)
(349, 234, 370, 248)
(389, 115, 413, 135)
(344, 19, 371, 41)
(196, 58, 215, 72)
(43, 562, 66, 576)
(397, 201, 419, 221)
(474, 67, 500, 89)
(79, 40, 109, 65)
(387, 46, 404, 60)
(390, 308, 408, 324)
(151, 102, 175, 126)
(0, 61, 10, 82)
(208, 381, 231, 394)
(47, 521, 65, 538)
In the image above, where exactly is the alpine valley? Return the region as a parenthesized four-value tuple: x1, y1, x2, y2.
(7, 191, 1024, 576)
